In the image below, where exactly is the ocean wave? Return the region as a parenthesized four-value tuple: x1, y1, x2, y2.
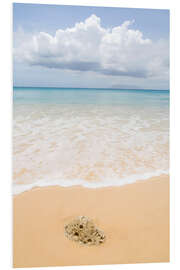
(13, 103, 169, 195)
(13, 170, 169, 195)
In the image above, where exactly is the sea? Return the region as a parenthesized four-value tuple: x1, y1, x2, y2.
(13, 87, 169, 195)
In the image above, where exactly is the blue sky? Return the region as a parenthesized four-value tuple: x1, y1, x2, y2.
(13, 3, 169, 89)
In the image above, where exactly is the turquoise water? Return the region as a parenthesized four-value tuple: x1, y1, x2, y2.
(13, 87, 169, 107)
(13, 87, 169, 194)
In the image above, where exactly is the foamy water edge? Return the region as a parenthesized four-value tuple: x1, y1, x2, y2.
(13, 170, 168, 195)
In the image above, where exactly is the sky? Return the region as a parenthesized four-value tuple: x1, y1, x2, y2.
(13, 3, 169, 89)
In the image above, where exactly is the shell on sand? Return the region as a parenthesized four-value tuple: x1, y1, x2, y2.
(64, 216, 106, 246)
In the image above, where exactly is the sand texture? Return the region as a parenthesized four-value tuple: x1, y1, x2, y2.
(13, 175, 169, 268)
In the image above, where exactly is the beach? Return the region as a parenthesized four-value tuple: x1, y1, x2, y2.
(12, 4, 170, 268)
(13, 175, 169, 268)
(13, 87, 169, 267)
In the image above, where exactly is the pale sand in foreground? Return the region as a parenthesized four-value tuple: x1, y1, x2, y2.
(13, 176, 169, 268)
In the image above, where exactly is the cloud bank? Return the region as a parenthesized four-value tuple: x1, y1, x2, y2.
(14, 14, 169, 80)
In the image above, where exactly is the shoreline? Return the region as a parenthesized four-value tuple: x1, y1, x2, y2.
(13, 173, 169, 196)
(13, 175, 169, 268)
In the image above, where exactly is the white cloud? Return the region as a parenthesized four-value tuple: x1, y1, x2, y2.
(14, 14, 169, 80)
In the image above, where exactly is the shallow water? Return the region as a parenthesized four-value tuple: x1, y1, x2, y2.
(13, 87, 169, 194)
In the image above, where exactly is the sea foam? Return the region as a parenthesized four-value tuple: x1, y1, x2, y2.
(13, 170, 169, 195)
(13, 96, 169, 195)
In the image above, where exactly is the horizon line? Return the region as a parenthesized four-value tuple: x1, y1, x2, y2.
(13, 86, 170, 91)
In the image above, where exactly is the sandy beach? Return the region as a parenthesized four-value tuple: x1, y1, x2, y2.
(13, 175, 169, 268)
(12, 4, 170, 268)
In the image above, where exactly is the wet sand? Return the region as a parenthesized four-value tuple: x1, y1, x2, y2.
(13, 175, 169, 268)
